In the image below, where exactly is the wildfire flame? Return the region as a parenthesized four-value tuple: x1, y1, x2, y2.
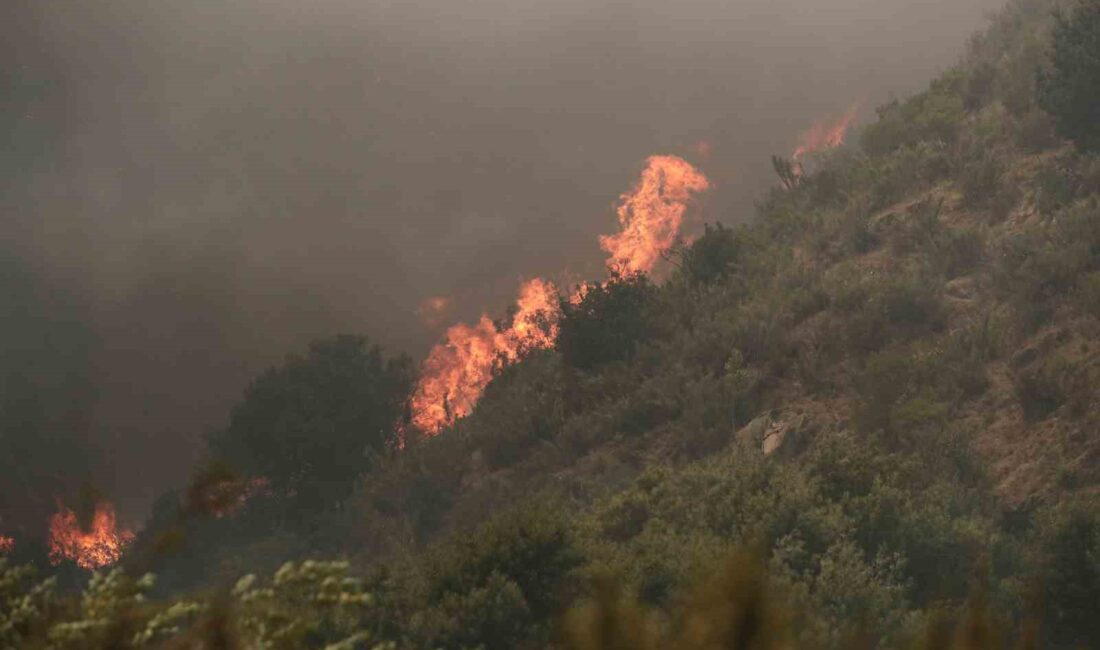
(599, 155, 710, 274)
(409, 278, 560, 434)
(409, 155, 709, 436)
(792, 101, 862, 161)
(0, 535, 13, 554)
(48, 500, 134, 570)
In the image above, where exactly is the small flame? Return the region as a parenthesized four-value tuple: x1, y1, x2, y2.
(599, 155, 710, 274)
(48, 500, 134, 570)
(792, 101, 862, 160)
(409, 278, 561, 435)
(0, 535, 13, 554)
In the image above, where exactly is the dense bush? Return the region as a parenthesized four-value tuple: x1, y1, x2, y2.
(1037, 0, 1100, 152)
(557, 272, 657, 371)
(992, 200, 1100, 329)
(1039, 503, 1100, 645)
(851, 142, 952, 210)
(371, 505, 584, 649)
(825, 265, 947, 354)
(680, 222, 741, 285)
(959, 152, 1008, 209)
(207, 335, 413, 510)
(460, 353, 567, 468)
(860, 74, 966, 157)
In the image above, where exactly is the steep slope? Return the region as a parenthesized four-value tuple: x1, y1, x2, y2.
(337, 0, 1098, 547)
(311, 0, 1099, 643)
(12, 0, 1097, 647)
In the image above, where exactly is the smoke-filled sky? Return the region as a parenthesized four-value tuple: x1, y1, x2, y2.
(2, 0, 1004, 521)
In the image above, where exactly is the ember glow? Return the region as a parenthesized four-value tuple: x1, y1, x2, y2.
(210, 477, 272, 519)
(417, 296, 452, 328)
(792, 101, 862, 161)
(599, 155, 710, 274)
(0, 535, 13, 554)
(48, 500, 135, 570)
(409, 278, 561, 434)
(409, 155, 709, 435)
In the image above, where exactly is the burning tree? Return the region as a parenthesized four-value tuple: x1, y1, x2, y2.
(409, 155, 710, 436)
(408, 278, 561, 435)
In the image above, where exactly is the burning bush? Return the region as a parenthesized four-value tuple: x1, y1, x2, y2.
(48, 500, 134, 571)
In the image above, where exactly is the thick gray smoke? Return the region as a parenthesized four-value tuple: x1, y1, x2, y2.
(1, 0, 1004, 521)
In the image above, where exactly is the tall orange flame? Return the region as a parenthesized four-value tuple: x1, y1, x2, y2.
(48, 500, 134, 570)
(409, 155, 709, 436)
(510, 277, 560, 350)
(600, 155, 710, 273)
(792, 101, 862, 160)
(409, 278, 560, 434)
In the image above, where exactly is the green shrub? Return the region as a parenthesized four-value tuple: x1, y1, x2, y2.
(0, 560, 55, 648)
(1039, 504, 1100, 645)
(843, 211, 880, 255)
(837, 270, 947, 354)
(1037, 0, 1100, 152)
(893, 198, 986, 279)
(1034, 156, 1083, 215)
(861, 73, 966, 157)
(859, 142, 953, 210)
(558, 272, 656, 371)
(1074, 270, 1100, 318)
(956, 115, 1020, 218)
(230, 561, 374, 649)
(932, 226, 986, 279)
(965, 61, 998, 111)
(993, 199, 1100, 329)
(1012, 108, 1058, 152)
(991, 230, 1079, 331)
(680, 222, 741, 285)
(1013, 353, 1089, 422)
(463, 353, 567, 468)
(422, 505, 582, 620)
(206, 335, 414, 510)
(854, 335, 990, 442)
(407, 573, 533, 650)
(960, 152, 1007, 209)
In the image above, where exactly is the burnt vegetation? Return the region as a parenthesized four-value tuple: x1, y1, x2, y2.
(5, 0, 1100, 647)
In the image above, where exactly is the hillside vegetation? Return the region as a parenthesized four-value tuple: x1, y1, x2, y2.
(4, 0, 1100, 647)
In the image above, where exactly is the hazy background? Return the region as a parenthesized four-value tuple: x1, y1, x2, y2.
(1, 0, 1004, 523)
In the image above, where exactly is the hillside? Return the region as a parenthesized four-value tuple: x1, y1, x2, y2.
(4, 0, 1100, 647)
